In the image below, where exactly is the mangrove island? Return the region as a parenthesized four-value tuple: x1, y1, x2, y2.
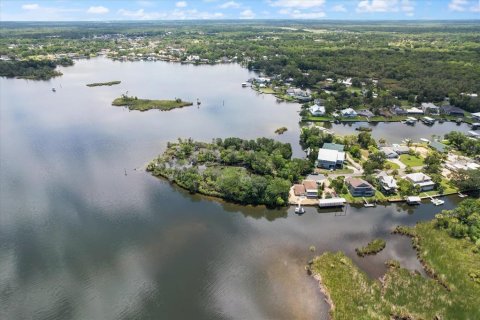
(112, 94, 193, 111)
(86, 80, 121, 87)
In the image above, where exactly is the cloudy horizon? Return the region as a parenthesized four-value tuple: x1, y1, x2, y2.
(0, 0, 479, 21)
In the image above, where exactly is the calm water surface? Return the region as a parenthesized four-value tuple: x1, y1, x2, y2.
(0, 58, 465, 320)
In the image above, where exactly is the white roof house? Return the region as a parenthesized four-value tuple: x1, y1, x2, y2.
(407, 107, 424, 114)
(309, 104, 326, 116)
(377, 172, 397, 192)
(404, 173, 435, 191)
(472, 112, 480, 121)
(340, 108, 357, 117)
(317, 148, 345, 169)
(421, 103, 440, 114)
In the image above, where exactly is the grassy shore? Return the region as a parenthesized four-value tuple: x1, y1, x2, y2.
(355, 239, 386, 256)
(112, 95, 193, 111)
(310, 221, 480, 319)
(86, 80, 121, 87)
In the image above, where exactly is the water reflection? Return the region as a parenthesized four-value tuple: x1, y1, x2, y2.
(0, 58, 469, 320)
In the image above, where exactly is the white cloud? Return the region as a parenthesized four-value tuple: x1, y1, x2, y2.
(22, 3, 39, 10)
(240, 9, 255, 18)
(117, 8, 224, 20)
(331, 4, 347, 12)
(87, 6, 109, 14)
(176, 1, 188, 8)
(219, 1, 241, 9)
(472, 0, 480, 12)
(290, 10, 326, 18)
(269, 0, 325, 8)
(448, 0, 468, 11)
(356, 0, 415, 14)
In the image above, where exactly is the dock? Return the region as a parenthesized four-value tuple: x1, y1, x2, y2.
(363, 197, 376, 207)
(319, 198, 346, 208)
(424, 193, 444, 206)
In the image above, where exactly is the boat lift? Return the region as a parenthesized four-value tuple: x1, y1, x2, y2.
(424, 193, 444, 206)
(363, 197, 376, 208)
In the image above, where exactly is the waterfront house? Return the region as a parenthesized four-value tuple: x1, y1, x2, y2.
(404, 173, 435, 191)
(392, 106, 407, 115)
(377, 172, 398, 193)
(407, 107, 424, 115)
(309, 104, 326, 116)
(345, 177, 375, 197)
(340, 108, 357, 117)
(322, 143, 345, 152)
(357, 109, 375, 118)
(429, 141, 448, 153)
(317, 148, 345, 169)
(293, 184, 306, 197)
(287, 88, 311, 101)
(440, 105, 465, 117)
(421, 103, 440, 115)
(392, 144, 410, 154)
(380, 147, 399, 159)
(303, 180, 318, 198)
(472, 112, 480, 121)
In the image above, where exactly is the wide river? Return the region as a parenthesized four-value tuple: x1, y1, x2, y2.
(0, 57, 469, 320)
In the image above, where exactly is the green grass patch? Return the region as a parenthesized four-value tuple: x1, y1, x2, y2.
(258, 87, 275, 94)
(355, 239, 386, 256)
(316, 168, 354, 175)
(310, 220, 480, 319)
(112, 95, 193, 111)
(385, 161, 400, 169)
(86, 80, 121, 87)
(399, 154, 424, 167)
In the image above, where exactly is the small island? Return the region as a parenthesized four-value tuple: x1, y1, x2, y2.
(146, 137, 312, 207)
(86, 80, 121, 87)
(275, 127, 288, 135)
(112, 94, 193, 111)
(355, 239, 386, 256)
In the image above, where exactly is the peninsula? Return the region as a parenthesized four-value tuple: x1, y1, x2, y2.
(112, 95, 193, 111)
(309, 199, 480, 319)
(147, 137, 312, 207)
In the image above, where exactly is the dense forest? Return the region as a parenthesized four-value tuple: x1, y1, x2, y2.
(146, 137, 312, 207)
(0, 58, 73, 80)
(1, 21, 479, 110)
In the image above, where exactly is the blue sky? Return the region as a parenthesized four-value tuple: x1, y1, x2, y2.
(1, 0, 479, 21)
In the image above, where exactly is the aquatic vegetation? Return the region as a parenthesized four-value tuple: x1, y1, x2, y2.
(355, 239, 386, 257)
(86, 80, 121, 87)
(112, 95, 192, 111)
(310, 220, 480, 319)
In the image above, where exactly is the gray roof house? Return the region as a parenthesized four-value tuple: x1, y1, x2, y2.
(392, 144, 410, 154)
(345, 177, 375, 197)
(440, 105, 465, 117)
(380, 147, 399, 159)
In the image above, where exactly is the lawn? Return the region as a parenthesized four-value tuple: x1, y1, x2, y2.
(258, 87, 275, 94)
(399, 154, 424, 167)
(310, 220, 480, 319)
(385, 161, 400, 170)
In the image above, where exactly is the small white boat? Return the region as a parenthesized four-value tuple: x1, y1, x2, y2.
(431, 198, 445, 206)
(295, 204, 305, 214)
(458, 193, 467, 198)
(241, 82, 247, 87)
